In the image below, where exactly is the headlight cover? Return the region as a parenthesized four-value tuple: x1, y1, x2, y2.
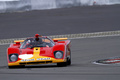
(9, 54, 18, 62)
(54, 51, 63, 59)
(19, 54, 33, 59)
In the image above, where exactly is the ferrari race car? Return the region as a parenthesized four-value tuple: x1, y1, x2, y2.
(7, 34, 71, 68)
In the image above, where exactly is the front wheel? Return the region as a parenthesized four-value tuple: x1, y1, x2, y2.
(57, 51, 71, 67)
(57, 62, 67, 67)
(57, 58, 71, 67)
(67, 58, 71, 65)
(67, 50, 71, 65)
(8, 65, 25, 69)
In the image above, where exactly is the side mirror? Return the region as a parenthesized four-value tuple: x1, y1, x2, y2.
(53, 40, 58, 42)
(16, 42, 20, 45)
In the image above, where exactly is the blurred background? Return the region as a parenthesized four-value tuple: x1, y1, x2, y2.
(0, 0, 120, 13)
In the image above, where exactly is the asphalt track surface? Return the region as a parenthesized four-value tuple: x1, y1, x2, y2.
(0, 4, 120, 80)
(0, 5, 120, 39)
(0, 36, 120, 80)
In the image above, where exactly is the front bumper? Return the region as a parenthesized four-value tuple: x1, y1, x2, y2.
(8, 57, 66, 66)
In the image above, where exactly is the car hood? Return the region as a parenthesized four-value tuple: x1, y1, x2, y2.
(20, 47, 53, 57)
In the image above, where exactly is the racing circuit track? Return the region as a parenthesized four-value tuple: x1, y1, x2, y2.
(0, 36, 120, 80)
(0, 5, 120, 80)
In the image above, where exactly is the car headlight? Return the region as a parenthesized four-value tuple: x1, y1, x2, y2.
(9, 54, 18, 62)
(54, 51, 63, 59)
(19, 54, 33, 59)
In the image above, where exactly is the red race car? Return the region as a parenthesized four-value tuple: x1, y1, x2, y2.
(7, 34, 71, 68)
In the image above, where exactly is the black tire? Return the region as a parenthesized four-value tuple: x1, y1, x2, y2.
(67, 58, 71, 65)
(8, 65, 25, 69)
(67, 50, 71, 65)
(57, 50, 71, 67)
(57, 62, 67, 67)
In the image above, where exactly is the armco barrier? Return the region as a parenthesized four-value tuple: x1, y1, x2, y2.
(0, 31, 120, 45)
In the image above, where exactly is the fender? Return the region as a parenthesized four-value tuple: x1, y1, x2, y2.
(7, 47, 20, 63)
(52, 44, 65, 52)
(7, 47, 20, 55)
(52, 44, 65, 59)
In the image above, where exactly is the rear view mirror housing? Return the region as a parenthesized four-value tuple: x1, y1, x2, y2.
(16, 42, 20, 45)
(53, 40, 58, 42)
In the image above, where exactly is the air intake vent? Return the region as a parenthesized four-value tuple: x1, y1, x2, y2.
(19, 61, 52, 65)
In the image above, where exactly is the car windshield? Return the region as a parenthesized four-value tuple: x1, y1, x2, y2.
(20, 37, 54, 49)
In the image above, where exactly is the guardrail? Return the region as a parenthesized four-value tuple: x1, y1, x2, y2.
(0, 30, 120, 45)
(0, 0, 120, 13)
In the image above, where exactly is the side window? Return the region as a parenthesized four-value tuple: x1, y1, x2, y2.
(42, 38, 51, 43)
(42, 38, 54, 47)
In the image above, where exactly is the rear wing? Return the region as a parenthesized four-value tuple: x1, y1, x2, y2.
(14, 40, 24, 43)
(52, 38, 68, 41)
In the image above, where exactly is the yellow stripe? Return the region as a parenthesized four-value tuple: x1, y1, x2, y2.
(33, 47, 40, 57)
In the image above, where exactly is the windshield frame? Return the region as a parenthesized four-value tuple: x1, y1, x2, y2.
(20, 37, 55, 49)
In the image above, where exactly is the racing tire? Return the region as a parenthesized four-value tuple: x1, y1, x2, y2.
(57, 49, 71, 67)
(67, 58, 71, 65)
(57, 62, 67, 67)
(8, 65, 25, 69)
(67, 50, 71, 65)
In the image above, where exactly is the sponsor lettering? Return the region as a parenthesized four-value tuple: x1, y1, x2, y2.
(37, 58, 51, 60)
(21, 58, 51, 61)
(21, 59, 35, 61)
